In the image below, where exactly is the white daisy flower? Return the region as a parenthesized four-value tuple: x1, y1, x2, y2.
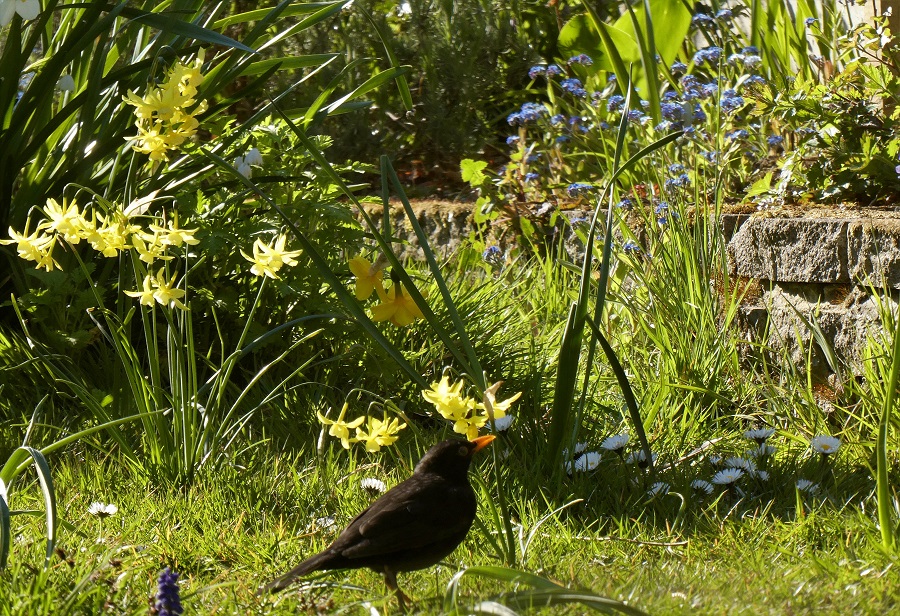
(87, 502, 118, 518)
(711, 468, 744, 485)
(575, 451, 601, 471)
(563, 442, 589, 458)
(647, 481, 670, 497)
(565, 451, 601, 474)
(707, 454, 723, 467)
(488, 414, 514, 431)
(796, 479, 819, 493)
(725, 457, 756, 473)
(754, 470, 770, 481)
(743, 428, 775, 443)
(309, 515, 337, 532)
(625, 450, 657, 466)
(691, 479, 714, 494)
(600, 433, 630, 452)
(810, 435, 841, 455)
(359, 478, 386, 494)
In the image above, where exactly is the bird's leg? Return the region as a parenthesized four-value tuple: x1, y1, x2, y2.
(382, 567, 410, 611)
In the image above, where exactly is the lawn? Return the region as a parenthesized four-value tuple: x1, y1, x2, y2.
(3, 1, 900, 614)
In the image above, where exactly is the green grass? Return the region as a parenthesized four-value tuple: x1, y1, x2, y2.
(3, 236, 900, 614)
(1, 432, 897, 615)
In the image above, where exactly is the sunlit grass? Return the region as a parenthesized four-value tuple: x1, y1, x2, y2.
(1, 438, 896, 615)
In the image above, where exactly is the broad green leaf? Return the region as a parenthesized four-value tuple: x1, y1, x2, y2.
(743, 172, 774, 202)
(461, 159, 489, 186)
(559, 0, 691, 95)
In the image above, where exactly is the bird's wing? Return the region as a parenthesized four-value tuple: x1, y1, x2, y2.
(336, 475, 475, 559)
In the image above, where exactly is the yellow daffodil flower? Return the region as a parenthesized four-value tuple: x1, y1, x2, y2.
(455, 413, 488, 441)
(240, 234, 302, 279)
(371, 282, 424, 326)
(348, 255, 384, 300)
(40, 198, 91, 244)
(477, 381, 522, 420)
(131, 231, 172, 264)
(422, 376, 486, 439)
(126, 121, 172, 162)
(125, 268, 187, 310)
(354, 414, 407, 453)
(88, 214, 136, 257)
(0, 221, 55, 267)
(123, 55, 206, 161)
(149, 216, 200, 248)
(152, 268, 187, 309)
(316, 403, 365, 449)
(124, 273, 156, 307)
(422, 376, 473, 420)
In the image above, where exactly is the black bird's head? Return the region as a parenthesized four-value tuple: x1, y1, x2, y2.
(414, 435, 495, 480)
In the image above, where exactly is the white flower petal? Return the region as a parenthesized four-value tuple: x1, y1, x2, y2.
(0, 1, 17, 26)
(16, 0, 40, 20)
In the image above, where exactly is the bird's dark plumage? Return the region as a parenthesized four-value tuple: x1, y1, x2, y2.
(261, 436, 495, 604)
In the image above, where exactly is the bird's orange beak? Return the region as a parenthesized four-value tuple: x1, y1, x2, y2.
(470, 434, 496, 454)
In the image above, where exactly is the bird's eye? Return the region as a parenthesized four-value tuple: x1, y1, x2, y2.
(458, 446, 469, 457)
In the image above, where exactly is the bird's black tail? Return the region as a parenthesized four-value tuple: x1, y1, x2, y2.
(258, 551, 334, 595)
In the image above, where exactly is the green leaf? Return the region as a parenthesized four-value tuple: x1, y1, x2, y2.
(119, 8, 257, 53)
(559, 0, 691, 95)
(743, 172, 774, 202)
(461, 159, 489, 186)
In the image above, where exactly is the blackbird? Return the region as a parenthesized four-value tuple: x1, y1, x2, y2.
(261, 435, 495, 606)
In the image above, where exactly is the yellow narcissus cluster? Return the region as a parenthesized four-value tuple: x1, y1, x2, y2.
(317, 403, 407, 453)
(422, 376, 521, 440)
(123, 53, 207, 161)
(1, 197, 200, 310)
(349, 254, 425, 327)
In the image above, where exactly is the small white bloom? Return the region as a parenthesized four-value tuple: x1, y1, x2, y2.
(626, 450, 657, 466)
(647, 481, 670, 497)
(754, 470, 770, 481)
(708, 454, 723, 467)
(397, 1, 412, 16)
(691, 479, 714, 494)
(563, 442, 589, 458)
(243, 147, 263, 166)
(575, 451, 601, 471)
(796, 479, 818, 493)
(310, 515, 337, 532)
(57, 74, 75, 92)
(360, 477, 386, 494)
(747, 444, 776, 458)
(87, 502, 118, 518)
(810, 435, 841, 455)
(601, 433, 630, 452)
(565, 451, 601, 474)
(488, 414, 514, 431)
(743, 428, 775, 442)
(233, 155, 252, 178)
(711, 468, 744, 485)
(0, 0, 40, 26)
(725, 457, 756, 473)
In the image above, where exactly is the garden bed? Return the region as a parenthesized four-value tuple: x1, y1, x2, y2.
(369, 200, 900, 381)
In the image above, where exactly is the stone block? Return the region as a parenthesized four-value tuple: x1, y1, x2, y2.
(847, 219, 900, 289)
(728, 218, 849, 283)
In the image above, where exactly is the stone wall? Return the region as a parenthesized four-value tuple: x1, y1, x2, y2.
(727, 214, 900, 380)
(362, 202, 900, 380)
